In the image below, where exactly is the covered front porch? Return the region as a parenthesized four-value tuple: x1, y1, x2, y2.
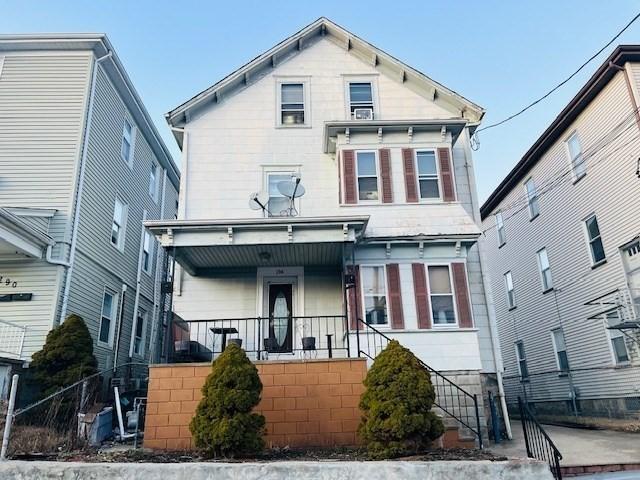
(145, 216, 368, 363)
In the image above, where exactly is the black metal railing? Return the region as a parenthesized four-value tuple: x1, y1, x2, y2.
(518, 397, 563, 479)
(356, 318, 483, 449)
(171, 315, 349, 362)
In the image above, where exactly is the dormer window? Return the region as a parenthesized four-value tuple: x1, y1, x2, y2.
(349, 82, 374, 119)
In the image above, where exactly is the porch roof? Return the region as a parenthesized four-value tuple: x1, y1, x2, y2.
(0, 208, 54, 261)
(145, 216, 369, 274)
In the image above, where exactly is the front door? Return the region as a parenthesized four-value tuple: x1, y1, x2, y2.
(268, 283, 293, 353)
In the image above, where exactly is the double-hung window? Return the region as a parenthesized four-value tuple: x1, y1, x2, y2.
(133, 309, 146, 356)
(267, 172, 294, 217)
(428, 265, 456, 325)
(349, 82, 374, 119)
(566, 132, 586, 180)
(551, 328, 569, 373)
(504, 271, 516, 309)
(496, 211, 506, 246)
(537, 248, 553, 291)
(121, 119, 134, 166)
(111, 199, 127, 250)
(142, 231, 153, 274)
(99, 290, 117, 345)
(356, 151, 379, 201)
(606, 311, 630, 364)
(416, 150, 440, 199)
(515, 341, 529, 380)
(524, 178, 540, 219)
(361, 266, 387, 325)
(585, 214, 605, 265)
(280, 83, 305, 125)
(149, 163, 159, 201)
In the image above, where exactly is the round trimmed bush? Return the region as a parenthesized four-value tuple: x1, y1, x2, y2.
(358, 340, 444, 459)
(189, 343, 265, 458)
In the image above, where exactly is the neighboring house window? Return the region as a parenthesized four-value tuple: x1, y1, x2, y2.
(142, 231, 153, 274)
(280, 83, 305, 125)
(111, 199, 127, 250)
(428, 265, 456, 325)
(121, 119, 134, 166)
(267, 172, 294, 217)
(504, 271, 516, 309)
(133, 309, 147, 356)
(416, 150, 440, 200)
(356, 151, 379, 201)
(606, 311, 629, 364)
(496, 211, 506, 246)
(537, 248, 553, 291)
(524, 178, 540, 219)
(584, 214, 605, 265)
(349, 82, 374, 119)
(149, 163, 159, 201)
(566, 131, 586, 180)
(361, 265, 388, 325)
(551, 328, 569, 373)
(99, 290, 117, 345)
(515, 341, 529, 379)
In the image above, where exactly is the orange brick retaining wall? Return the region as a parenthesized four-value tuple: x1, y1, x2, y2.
(144, 358, 367, 450)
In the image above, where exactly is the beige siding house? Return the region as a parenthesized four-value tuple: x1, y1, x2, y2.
(148, 18, 507, 440)
(481, 45, 640, 419)
(0, 35, 179, 397)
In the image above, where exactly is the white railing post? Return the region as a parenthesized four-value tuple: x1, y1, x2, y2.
(0, 374, 19, 461)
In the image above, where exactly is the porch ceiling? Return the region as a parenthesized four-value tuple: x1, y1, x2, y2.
(0, 208, 54, 261)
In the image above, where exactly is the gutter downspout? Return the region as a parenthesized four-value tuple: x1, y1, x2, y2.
(171, 126, 187, 297)
(58, 51, 110, 323)
(128, 210, 147, 359)
(113, 283, 127, 368)
(462, 128, 513, 440)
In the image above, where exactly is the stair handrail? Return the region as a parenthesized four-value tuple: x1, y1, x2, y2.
(518, 397, 563, 479)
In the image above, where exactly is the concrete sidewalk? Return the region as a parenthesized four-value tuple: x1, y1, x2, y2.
(489, 423, 640, 467)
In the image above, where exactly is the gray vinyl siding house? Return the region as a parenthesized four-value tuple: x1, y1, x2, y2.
(0, 35, 179, 396)
(480, 45, 640, 419)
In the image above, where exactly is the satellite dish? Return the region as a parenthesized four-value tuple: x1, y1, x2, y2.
(249, 192, 269, 213)
(277, 177, 306, 199)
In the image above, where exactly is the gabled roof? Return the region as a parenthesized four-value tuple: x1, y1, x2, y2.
(0, 34, 180, 189)
(480, 45, 640, 220)
(166, 17, 485, 146)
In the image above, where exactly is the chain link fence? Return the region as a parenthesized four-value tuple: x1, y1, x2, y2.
(2, 363, 149, 459)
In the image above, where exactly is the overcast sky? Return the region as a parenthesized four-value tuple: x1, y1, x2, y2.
(3, 1, 640, 202)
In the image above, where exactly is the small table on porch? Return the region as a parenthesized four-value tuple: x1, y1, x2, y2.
(209, 326, 239, 352)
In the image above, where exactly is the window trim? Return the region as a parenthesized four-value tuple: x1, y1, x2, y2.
(414, 149, 442, 202)
(120, 118, 135, 168)
(359, 264, 390, 328)
(565, 130, 586, 182)
(142, 230, 153, 275)
(132, 309, 148, 357)
(583, 214, 606, 267)
(550, 328, 569, 374)
(148, 162, 159, 202)
(355, 150, 380, 204)
(495, 211, 506, 247)
(426, 263, 459, 328)
(343, 75, 379, 120)
(515, 341, 529, 380)
(110, 198, 127, 252)
(524, 177, 540, 220)
(536, 247, 553, 292)
(504, 271, 516, 310)
(275, 77, 311, 128)
(98, 287, 118, 348)
(604, 311, 630, 366)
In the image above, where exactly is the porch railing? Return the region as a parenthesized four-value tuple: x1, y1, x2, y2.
(518, 397, 563, 479)
(0, 319, 26, 359)
(356, 318, 483, 449)
(171, 315, 349, 362)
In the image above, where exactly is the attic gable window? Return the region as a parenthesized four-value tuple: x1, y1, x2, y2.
(349, 82, 374, 119)
(280, 83, 305, 125)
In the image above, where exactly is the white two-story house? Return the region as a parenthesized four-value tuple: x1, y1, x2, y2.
(147, 17, 506, 437)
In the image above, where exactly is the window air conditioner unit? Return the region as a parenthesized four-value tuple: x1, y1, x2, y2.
(353, 108, 373, 120)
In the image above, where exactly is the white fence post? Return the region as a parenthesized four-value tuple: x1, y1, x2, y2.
(0, 374, 19, 461)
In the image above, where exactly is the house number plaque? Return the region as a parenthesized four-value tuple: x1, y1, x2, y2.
(0, 276, 18, 288)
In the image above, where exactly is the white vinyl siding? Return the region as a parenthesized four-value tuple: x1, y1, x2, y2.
(98, 289, 117, 346)
(524, 178, 540, 219)
(584, 214, 606, 265)
(536, 248, 553, 291)
(566, 131, 586, 180)
(361, 265, 388, 325)
(504, 271, 516, 309)
(428, 265, 457, 326)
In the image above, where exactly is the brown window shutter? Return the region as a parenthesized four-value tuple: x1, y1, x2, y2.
(402, 148, 418, 203)
(451, 263, 473, 328)
(379, 148, 393, 203)
(412, 263, 431, 329)
(347, 265, 363, 330)
(437, 147, 455, 201)
(342, 150, 357, 204)
(386, 264, 404, 329)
